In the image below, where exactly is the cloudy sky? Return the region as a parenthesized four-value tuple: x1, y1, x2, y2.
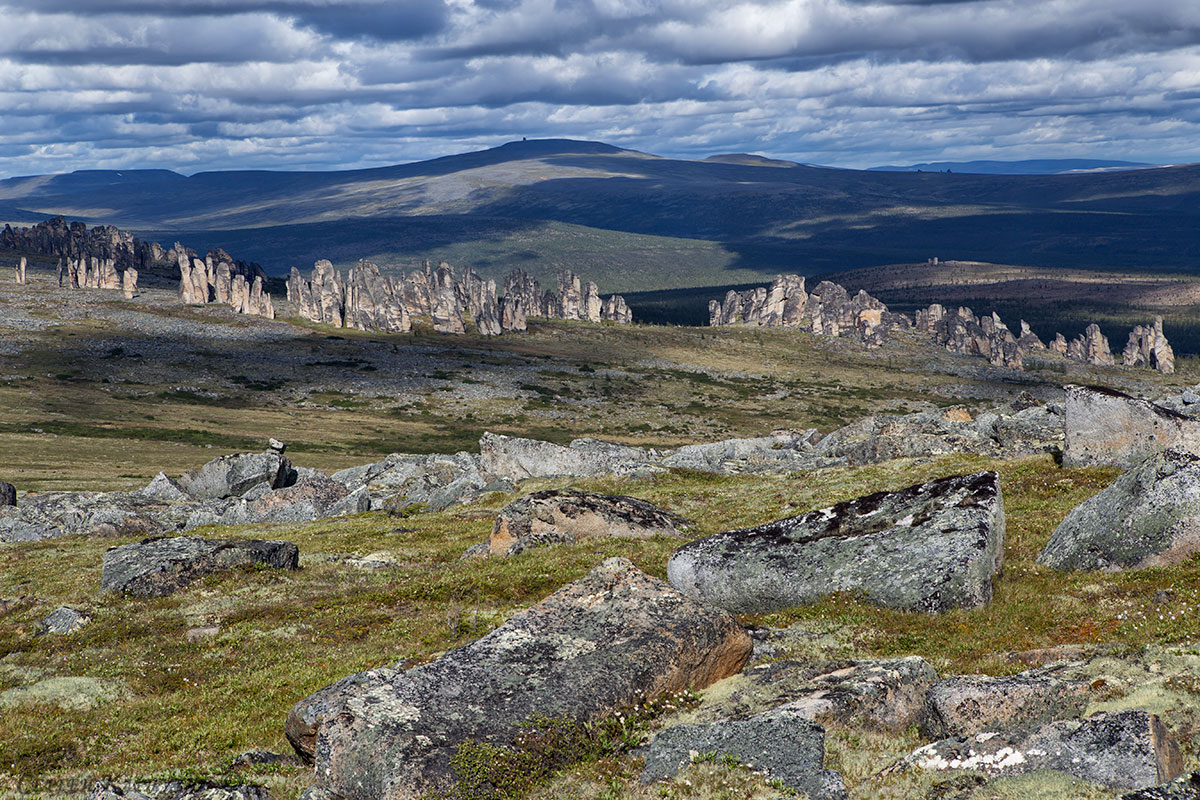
(1, 0, 1198, 177)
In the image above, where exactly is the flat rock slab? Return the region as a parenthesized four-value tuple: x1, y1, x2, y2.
(87, 781, 268, 800)
(479, 432, 655, 481)
(639, 707, 846, 799)
(489, 489, 693, 556)
(892, 710, 1183, 791)
(1063, 385, 1200, 469)
(286, 557, 752, 800)
(922, 672, 1091, 739)
(101, 535, 299, 597)
(688, 657, 937, 734)
(667, 471, 1005, 613)
(1039, 448, 1200, 571)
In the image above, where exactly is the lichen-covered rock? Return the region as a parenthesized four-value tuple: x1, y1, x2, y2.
(1063, 385, 1200, 469)
(333, 450, 505, 511)
(478, 432, 653, 481)
(101, 535, 299, 597)
(285, 557, 752, 800)
(141, 472, 189, 502)
(1039, 448, 1200, 571)
(178, 450, 292, 500)
(0, 480, 14, 507)
(891, 710, 1183, 791)
(490, 489, 692, 556)
(1125, 317, 1176, 375)
(667, 472, 1005, 614)
(86, 781, 268, 800)
(1121, 771, 1200, 799)
(686, 657, 938, 733)
(639, 707, 846, 799)
(659, 430, 819, 474)
(921, 673, 1090, 739)
(0, 490, 178, 543)
(35, 606, 90, 636)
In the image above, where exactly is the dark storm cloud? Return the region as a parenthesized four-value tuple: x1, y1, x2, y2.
(0, 0, 1197, 177)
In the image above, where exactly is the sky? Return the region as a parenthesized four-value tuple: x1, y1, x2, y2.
(1, 0, 1199, 177)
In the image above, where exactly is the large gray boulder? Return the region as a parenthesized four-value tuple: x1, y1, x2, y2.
(285, 557, 752, 800)
(478, 432, 654, 481)
(101, 536, 299, 597)
(639, 707, 846, 799)
(1063, 385, 1200, 469)
(658, 430, 819, 474)
(667, 472, 1005, 614)
(178, 450, 292, 500)
(892, 710, 1183, 791)
(921, 672, 1091, 739)
(489, 489, 692, 556)
(1039, 449, 1200, 571)
(332, 451, 506, 512)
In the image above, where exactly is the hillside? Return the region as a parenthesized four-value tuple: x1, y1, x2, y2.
(2, 139, 1199, 295)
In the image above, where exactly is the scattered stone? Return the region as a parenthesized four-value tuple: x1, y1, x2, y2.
(345, 552, 399, 570)
(489, 489, 692, 556)
(891, 710, 1183, 791)
(34, 606, 90, 636)
(1039, 448, 1200, 571)
(228, 750, 303, 769)
(0, 480, 14, 507)
(921, 673, 1090, 739)
(267, 437, 286, 454)
(101, 535, 299, 597)
(286, 557, 752, 799)
(639, 707, 846, 799)
(687, 657, 938, 733)
(667, 472, 1005, 614)
(1184, 389, 1200, 406)
(86, 780, 267, 800)
(178, 449, 292, 500)
(1062, 385, 1200, 469)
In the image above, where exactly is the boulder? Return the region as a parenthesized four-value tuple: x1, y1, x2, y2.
(333, 451, 503, 511)
(1062, 385, 1200, 469)
(140, 472, 189, 502)
(0, 480, 14, 506)
(667, 472, 1005, 614)
(178, 450, 292, 500)
(891, 710, 1183, 791)
(659, 430, 819, 474)
(921, 673, 1091, 739)
(243, 474, 351, 524)
(489, 489, 692, 556)
(101, 535, 299, 597)
(0, 490, 179, 543)
(638, 707, 846, 799)
(1039, 448, 1200, 571)
(35, 606, 90, 636)
(478, 432, 652, 481)
(686, 657, 938, 733)
(285, 557, 752, 799)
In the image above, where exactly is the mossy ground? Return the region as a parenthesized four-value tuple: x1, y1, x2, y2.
(2, 273, 1200, 798)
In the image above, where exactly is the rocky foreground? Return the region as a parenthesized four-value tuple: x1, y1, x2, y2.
(6, 383, 1200, 799)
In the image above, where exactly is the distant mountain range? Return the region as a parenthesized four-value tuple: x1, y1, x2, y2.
(1, 139, 1198, 300)
(868, 159, 1156, 175)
